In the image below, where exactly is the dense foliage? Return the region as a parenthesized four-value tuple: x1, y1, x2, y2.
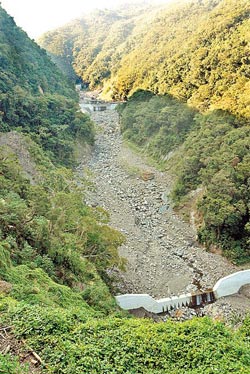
(118, 90, 196, 160)
(1, 302, 250, 373)
(112, 0, 250, 116)
(40, 0, 249, 119)
(0, 89, 94, 165)
(0, 147, 125, 308)
(172, 111, 250, 262)
(0, 2, 250, 373)
(0, 6, 94, 165)
(0, 6, 75, 97)
(0, 6, 125, 371)
(38, 4, 159, 89)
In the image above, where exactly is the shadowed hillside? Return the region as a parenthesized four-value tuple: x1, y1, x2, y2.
(1, 2, 250, 373)
(0, 6, 94, 165)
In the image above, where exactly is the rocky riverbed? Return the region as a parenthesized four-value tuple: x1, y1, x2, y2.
(77, 108, 250, 322)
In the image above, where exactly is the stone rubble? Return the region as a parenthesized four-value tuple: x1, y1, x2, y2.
(77, 109, 250, 322)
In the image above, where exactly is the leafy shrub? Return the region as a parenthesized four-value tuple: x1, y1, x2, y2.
(4, 311, 250, 374)
(0, 354, 28, 374)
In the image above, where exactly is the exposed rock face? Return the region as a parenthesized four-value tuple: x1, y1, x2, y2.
(77, 108, 249, 321)
(0, 132, 38, 183)
(0, 280, 12, 294)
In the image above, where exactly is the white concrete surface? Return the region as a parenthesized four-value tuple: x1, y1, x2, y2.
(213, 269, 250, 299)
(80, 102, 118, 112)
(115, 293, 192, 313)
(115, 270, 250, 313)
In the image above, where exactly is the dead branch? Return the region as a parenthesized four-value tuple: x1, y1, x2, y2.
(21, 340, 45, 367)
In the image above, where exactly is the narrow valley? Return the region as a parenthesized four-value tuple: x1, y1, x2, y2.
(77, 107, 239, 299)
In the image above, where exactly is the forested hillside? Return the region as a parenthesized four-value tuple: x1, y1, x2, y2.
(38, 3, 160, 89)
(0, 5, 124, 371)
(0, 6, 94, 165)
(0, 4, 126, 310)
(0, 6, 76, 97)
(113, 0, 250, 116)
(39, 0, 250, 261)
(39, 0, 250, 118)
(1, 2, 250, 373)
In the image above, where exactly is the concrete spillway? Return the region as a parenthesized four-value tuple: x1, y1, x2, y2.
(115, 270, 250, 313)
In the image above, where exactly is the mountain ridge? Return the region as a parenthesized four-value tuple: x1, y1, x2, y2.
(0, 2, 250, 373)
(39, 0, 250, 119)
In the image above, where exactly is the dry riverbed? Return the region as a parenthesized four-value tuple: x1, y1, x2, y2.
(77, 109, 250, 321)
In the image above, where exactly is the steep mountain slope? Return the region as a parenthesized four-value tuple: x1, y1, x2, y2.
(39, 0, 249, 118)
(112, 0, 250, 117)
(0, 3, 124, 313)
(0, 7, 75, 97)
(0, 6, 95, 165)
(38, 3, 162, 88)
(39, 0, 250, 261)
(0, 6, 125, 371)
(1, 3, 250, 373)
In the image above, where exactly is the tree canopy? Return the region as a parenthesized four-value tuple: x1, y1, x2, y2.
(0, 2, 250, 372)
(0, 5, 95, 165)
(39, 0, 249, 119)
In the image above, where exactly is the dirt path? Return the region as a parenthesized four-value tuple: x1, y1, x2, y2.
(77, 110, 240, 299)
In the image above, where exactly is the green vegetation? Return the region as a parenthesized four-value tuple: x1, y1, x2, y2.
(39, 0, 249, 119)
(0, 353, 28, 374)
(118, 90, 196, 160)
(0, 147, 126, 368)
(0, 5, 125, 371)
(0, 6, 75, 97)
(1, 303, 250, 373)
(0, 6, 94, 165)
(172, 111, 250, 262)
(0, 2, 250, 373)
(0, 2, 122, 306)
(39, 0, 250, 259)
(0, 90, 94, 166)
(0, 146, 125, 311)
(111, 0, 250, 117)
(38, 4, 159, 90)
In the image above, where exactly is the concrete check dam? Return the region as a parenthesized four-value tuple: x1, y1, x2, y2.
(115, 270, 250, 313)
